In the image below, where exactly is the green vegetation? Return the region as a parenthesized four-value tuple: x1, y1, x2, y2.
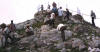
(16, 29, 25, 35)
(32, 21, 44, 28)
(0, 48, 6, 52)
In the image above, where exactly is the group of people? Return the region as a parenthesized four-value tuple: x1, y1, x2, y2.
(0, 2, 97, 48)
(41, 2, 72, 42)
(0, 20, 34, 47)
(0, 20, 16, 47)
(41, 2, 97, 42)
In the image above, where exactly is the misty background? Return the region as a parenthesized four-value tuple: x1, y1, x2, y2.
(0, 0, 100, 27)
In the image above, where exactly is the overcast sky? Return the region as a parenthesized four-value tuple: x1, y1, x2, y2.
(0, 0, 100, 27)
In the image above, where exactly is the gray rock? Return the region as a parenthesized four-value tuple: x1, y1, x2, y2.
(41, 25, 50, 33)
(56, 42, 65, 49)
(60, 48, 67, 52)
(72, 38, 84, 48)
(65, 30, 73, 39)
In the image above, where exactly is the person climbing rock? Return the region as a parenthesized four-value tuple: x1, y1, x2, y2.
(49, 13, 55, 28)
(57, 24, 66, 42)
(91, 10, 96, 27)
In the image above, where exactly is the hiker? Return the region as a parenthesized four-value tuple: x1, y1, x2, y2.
(47, 4, 50, 9)
(45, 13, 55, 28)
(58, 7, 63, 21)
(9, 20, 16, 32)
(57, 24, 66, 42)
(49, 13, 55, 28)
(25, 24, 34, 36)
(46, 4, 51, 15)
(41, 4, 44, 13)
(52, 2, 57, 8)
(77, 8, 81, 15)
(91, 10, 96, 27)
(65, 9, 71, 20)
(52, 2, 58, 16)
(9, 20, 16, 40)
(1, 23, 13, 47)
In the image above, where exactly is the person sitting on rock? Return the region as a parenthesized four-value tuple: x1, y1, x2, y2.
(57, 24, 66, 42)
(25, 24, 34, 36)
(0, 23, 13, 47)
(58, 7, 63, 21)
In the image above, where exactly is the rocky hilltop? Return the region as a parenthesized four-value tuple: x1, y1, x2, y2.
(0, 11, 100, 52)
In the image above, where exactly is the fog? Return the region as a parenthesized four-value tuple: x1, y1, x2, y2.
(0, 0, 100, 27)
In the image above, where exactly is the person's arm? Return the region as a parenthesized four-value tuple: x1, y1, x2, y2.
(94, 13, 96, 19)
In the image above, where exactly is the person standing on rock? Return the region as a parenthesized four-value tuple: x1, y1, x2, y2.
(91, 10, 96, 27)
(52, 2, 58, 16)
(46, 4, 51, 15)
(58, 7, 63, 21)
(9, 20, 16, 40)
(65, 8, 71, 21)
(41, 4, 44, 13)
(57, 24, 66, 42)
(9, 20, 16, 32)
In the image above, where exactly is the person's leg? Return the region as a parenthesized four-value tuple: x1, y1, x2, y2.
(8, 35, 13, 43)
(5, 35, 8, 46)
(67, 16, 69, 20)
(61, 30, 65, 42)
(92, 18, 95, 27)
(52, 19, 55, 28)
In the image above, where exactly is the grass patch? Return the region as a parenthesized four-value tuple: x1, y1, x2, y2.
(0, 48, 6, 52)
(32, 21, 44, 28)
(16, 29, 25, 35)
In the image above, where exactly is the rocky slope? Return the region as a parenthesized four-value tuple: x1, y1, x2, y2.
(0, 11, 100, 52)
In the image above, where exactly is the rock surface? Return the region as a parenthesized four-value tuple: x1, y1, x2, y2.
(0, 11, 100, 52)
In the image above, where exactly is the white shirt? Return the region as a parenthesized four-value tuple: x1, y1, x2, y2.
(57, 24, 65, 30)
(50, 13, 55, 19)
(58, 9, 63, 16)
